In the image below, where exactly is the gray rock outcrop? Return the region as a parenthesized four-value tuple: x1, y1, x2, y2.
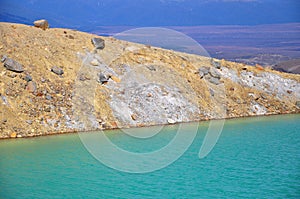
(198, 66, 221, 85)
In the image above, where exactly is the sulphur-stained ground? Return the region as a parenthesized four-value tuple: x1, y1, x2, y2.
(0, 22, 299, 138)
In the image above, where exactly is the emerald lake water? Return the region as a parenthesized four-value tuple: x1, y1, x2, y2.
(1, 114, 299, 198)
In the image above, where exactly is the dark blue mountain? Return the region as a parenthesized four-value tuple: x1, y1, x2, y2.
(1, 0, 299, 30)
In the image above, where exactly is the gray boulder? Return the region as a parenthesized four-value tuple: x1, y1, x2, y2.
(51, 66, 64, 75)
(3, 58, 24, 73)
(91, 38, 105, 49)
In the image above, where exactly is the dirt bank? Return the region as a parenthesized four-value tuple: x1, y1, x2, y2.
(0, 22, 299, 138)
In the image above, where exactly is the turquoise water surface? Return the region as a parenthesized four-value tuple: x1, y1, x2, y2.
(0, 114, 299, 198)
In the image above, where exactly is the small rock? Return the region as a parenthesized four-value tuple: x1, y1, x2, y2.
(26, 120, 33, 125)
(1, 95, 9, 105)
(98, 73, 109, 84)
(90, 59, 99, 66)
(10, 132, 17, 138)
(51, 66, 64, 75)
(28, 133, 34, 137)
(209, 88, 215, 97)
(110, 121, 118, 129)
(261, 94, 267, 99)
(102, 122, 109, 129)
(33, 19, 49, 30)
(91, 38, 105, 49)
(248, 92, 255, 98)
(26, 81, 37, 93)
(212, 60, 221, 69)
(167, 118, 176, 124)
(1, 55, 7, 62)
(198, 71, 205, 79)
(54, 122, 59, 128)
(68, 35, 74, 39)
(199, 67, 209, 76)
(131, 114, 137, 121)
(296, 101, 300, 109)
(45, 94, 52, 100)
(79, 74, 90, 81)
(3, 58, 24, 72)
(209, 68, 221, 79)
(7, 73, 17, 78)
(24, 74, 32, 82)
(17, 134, 22, 138)
(207, 76, 220, 85)
(146, 65, 156, 71)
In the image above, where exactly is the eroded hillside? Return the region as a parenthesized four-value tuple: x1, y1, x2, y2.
(0, 22, 299, 138)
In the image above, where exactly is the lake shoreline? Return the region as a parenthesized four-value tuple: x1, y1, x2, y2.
(2, 112, 299, 140)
